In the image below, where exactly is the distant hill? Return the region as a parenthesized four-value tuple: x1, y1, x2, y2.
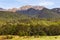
(51, 8, 60, 13)
(0, 8, 7, 11)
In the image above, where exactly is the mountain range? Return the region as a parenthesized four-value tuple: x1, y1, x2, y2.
(0, 5, 60, 20)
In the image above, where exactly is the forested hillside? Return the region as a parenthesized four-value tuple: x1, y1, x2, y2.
(0, 11, 60, 36)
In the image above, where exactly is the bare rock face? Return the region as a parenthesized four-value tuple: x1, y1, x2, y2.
(8, 8, 17, 12)
(7, 5, 45, 12)
(18, 5, 33, 10)
(18, 5, 44, 10)
(32, 6, 44, 10)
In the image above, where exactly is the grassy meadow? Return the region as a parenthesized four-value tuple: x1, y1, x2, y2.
(12, 36, 60, 40)
(0, 35, 60, 40)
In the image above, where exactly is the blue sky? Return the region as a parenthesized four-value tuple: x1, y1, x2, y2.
(0, 0, 60, 9)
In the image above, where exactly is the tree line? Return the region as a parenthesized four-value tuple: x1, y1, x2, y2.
(0, 21, 60, 36)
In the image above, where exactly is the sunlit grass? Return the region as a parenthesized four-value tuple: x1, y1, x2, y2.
(11, 36, 60, 40)
(0, 35, 60, 40)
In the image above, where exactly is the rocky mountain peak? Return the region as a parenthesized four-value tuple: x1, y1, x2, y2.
(18, 5, 45, 10)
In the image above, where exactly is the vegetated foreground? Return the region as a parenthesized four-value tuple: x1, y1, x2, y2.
(0, 11, 60, 36)
(0, 11, 60, 40)
(0, 35, 60, 40)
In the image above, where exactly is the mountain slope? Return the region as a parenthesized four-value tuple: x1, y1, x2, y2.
(15, 5, 60, 19)
(0, 11, 30, 22)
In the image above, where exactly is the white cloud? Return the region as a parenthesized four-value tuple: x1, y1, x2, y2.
(39, 1, 55, 6)
(16, 0, 55, 7)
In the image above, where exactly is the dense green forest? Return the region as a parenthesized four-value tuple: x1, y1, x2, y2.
(0, 11, 60, 36)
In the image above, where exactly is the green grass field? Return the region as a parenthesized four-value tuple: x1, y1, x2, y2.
(0, 35, 60, 40)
